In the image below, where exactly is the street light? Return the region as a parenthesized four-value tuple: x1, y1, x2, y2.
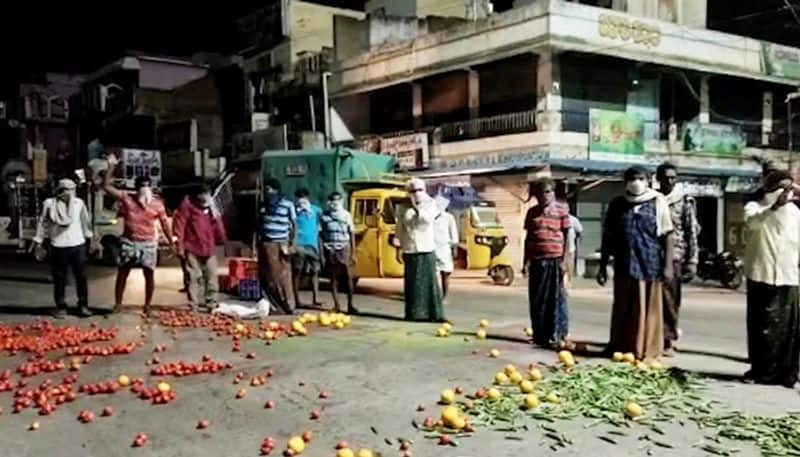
(787, 91, 800, 170)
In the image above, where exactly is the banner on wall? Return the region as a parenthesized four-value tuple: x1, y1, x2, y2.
(681, 122, 745, 156)
(762, 42, 800, 79)
(588, 109, 645, 161)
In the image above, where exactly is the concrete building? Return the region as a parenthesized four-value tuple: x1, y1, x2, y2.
(330, 0, 800, 271)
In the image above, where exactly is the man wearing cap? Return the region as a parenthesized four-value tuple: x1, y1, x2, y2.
(104, 154, 175, 316)
(33, 178, 94, 318)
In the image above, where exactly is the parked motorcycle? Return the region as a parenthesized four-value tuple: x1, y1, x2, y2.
(696, 249, 743, 289)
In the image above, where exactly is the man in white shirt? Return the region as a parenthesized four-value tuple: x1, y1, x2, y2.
(33, 178, 94, 318)
(743, 170, 800, 388)
(433, 195, 459, 303)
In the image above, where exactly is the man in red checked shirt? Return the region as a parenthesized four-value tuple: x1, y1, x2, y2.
(104, 154, 175, 316)
(173, 185, 226, 312)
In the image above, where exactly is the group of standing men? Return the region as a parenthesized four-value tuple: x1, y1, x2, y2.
(523, 163, 699, 360)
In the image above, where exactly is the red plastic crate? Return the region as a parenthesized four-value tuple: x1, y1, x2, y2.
(228, 258, 258, 281)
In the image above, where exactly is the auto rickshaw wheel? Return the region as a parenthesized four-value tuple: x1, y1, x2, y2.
(491, 265, 514, 286)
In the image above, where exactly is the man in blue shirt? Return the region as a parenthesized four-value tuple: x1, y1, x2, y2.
(292, 188, 323, 307)
(258, 178, 297, 314)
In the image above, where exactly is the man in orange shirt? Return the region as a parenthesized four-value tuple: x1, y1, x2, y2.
(104, 154, 175, 316)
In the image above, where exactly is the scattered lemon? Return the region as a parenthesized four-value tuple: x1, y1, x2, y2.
(441, 406, 461, 425)
(558, 350, 575, 367)
(545, 392, 560, 403)
(263, 330, 275, 340)
(622, 353, 636, 363)
(524, 327, 533, 337)
(493, 372, 509, 385)
(157, 381, 171, 393)
(288, 436, 306, 453)
(489, 348, 500, 358)
(479, 319, 490, 328)
(486, 388, 501, 400)
(635, 361, 649, 371)
(504, 364, 518, 376)
(334, 321, 345, 330)
(319, 313, 332, 326)
(356, 449, 374, 457)
(117, 375, 131, 387)
(337, 448, 355, 457)
(649, 360, 665, 370)
(234, 323, 245, 333)
(440, 389, 456, 404)
(612, 352, 624, 362)
(442, 322, 452, 331)
(522, 394, 540, 410)
(342, 315, 352, 325)
(519, 380, 534, 394)
(291, 320, 305, 333)
(624, 402, 643, 418)
(476, 329, 487, 339)
(435, 327, 449, 337)
(509, 371, 524, 384)
(528, 368, 543, 381)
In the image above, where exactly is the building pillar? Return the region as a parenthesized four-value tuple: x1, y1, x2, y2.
(467, 69, 480, 119)
(762, 91, 773, 146)
(535, 50, 562, 132)
(699, 76, 710, 124)
(412, 82, 423, 130)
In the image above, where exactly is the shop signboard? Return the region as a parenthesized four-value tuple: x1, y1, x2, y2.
(380, 133, 429, 170)
(681, 122, 745, 156)
(762, 42, 800, 80)
(588, 109, 645, 161)
(121, 149, 162, 189)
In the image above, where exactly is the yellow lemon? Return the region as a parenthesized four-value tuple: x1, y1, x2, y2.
(558, 350, 575, 367)
(319, 315, 332, 326)
(545, 392, 560, 403)
(288, 436, 306, 453)
(356, 450, 374, 457)
(441, 405, 461, 425)
(612, 352, 624, 362)
(649, 360, 665, 370)
(624, 402, 643, 418)
(334, 321, 345, 329)
(528, 368, 543, 381)
(479, 319, 489, 328)
(524, 327, 533, 337)
(440, 389, 456, 404)
(451, 416, 466, 430)
(622, 352, 636, 363)
(476, 329, 487, 339)
(342, 315, 352, 325)
(234, 323, 245, 333)
(117, 375, 130, 387)
(435, 327, 449, 337)
(519, 380, 534, 394)
(291, 320, 305, 333)
(306, 314, 318, 324)
(504, 364, 518, 376)
(493, 372, 509, 385)
(337, 448, 355, 457)
(442, 322, 452, 331)
(635, 361, 649, 371)
(509, 371, 524, 385)
(489, 348, 500, 358)
(486, 388, 501, 400)
(157, 381, 171, 393)
(522, 394, 540, 409)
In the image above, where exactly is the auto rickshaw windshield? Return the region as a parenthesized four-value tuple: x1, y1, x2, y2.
(382, 197, 412, 224)
(471, 206, 502, 228)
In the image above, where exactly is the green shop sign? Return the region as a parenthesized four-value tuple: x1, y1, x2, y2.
(763, 42, 800, 80)
(681, 122, 745, 156)
(588, 109, 645, 160)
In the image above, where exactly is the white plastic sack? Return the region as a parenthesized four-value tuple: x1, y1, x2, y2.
(213, 298, 271, 320)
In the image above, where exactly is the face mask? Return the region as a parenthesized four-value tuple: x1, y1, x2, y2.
(541, 192, 555, 205)
(58, 190, 75, 201)
(138, 187, 153, 203)
(626, 180, 647, 196)
(763, 188, 786, 206)
(329, 199, 344, 212)
(297, 198, 311, 210)
(199, 194, 212, 208)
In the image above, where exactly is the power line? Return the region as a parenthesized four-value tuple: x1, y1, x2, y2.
(783, 0, 800, 28)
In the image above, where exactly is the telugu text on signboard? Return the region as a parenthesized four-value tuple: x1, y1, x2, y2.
(379, 133, 429, 170)
(122, 149, 162, 189)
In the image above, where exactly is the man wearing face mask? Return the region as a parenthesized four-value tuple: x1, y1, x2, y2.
(743, 170, 800, 388)
(656, 163, 700, 356)
(33, 178, 94, 318)
(320, 192, 357, 313)
(104, 154, 175, 316)
(258, 178, 297, 315)
(395, 178, 444, 322)
(598, 166, 674, 361)
(523, 178, 571, 349)
(173, 185, 226, 312)
(292, 188, 323, 308)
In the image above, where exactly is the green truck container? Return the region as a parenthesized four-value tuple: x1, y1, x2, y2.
(260, 148, 399, 205)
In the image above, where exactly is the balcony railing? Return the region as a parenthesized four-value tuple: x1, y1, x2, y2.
(439, 110, 537, 142)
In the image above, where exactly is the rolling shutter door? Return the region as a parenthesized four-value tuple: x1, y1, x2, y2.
(473, 176, 528, 270)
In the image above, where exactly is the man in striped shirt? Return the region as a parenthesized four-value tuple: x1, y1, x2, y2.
(320, 192, 357, 313)
(523, 178, 571, 349)
(258, 178, 297, 314)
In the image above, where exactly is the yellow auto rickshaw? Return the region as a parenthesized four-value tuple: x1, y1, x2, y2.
(457, 200, 515, 285)
(348, 186, 408, 280)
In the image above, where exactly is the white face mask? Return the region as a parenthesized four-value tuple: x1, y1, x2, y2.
(626, 179, 647, 196)
(329, 199, 344, 212)
(138, 187, 153, 203)
(763, 188, 788, 206)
